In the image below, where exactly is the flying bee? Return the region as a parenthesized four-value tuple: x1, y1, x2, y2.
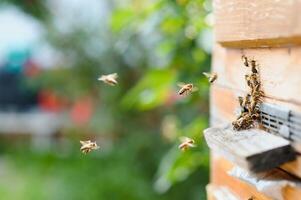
(80, 140, 100, 154)
(178, 137, 196, 151)
(98, 73, 118, 86)
(242, 55, 249, 67)
(203, 72, 218, 83)
(177, 83, 198, 96)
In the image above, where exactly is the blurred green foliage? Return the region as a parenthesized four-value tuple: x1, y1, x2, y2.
(3, 0, 212, 199)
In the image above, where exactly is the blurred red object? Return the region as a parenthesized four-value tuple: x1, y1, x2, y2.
(38, 90, 65, 112)
(70, 97, 94, 125)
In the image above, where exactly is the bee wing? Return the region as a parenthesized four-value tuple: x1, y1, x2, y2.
(109, 73, 118, 79)
(187, 143, 196, 148)
(97, 75, 106, 81)
(179, 136, 191, 143)
(177, 82, 186, 87)
(192, 87, 198, 92)
(202, 72, 211, 78)
(80, 140, 90, 145)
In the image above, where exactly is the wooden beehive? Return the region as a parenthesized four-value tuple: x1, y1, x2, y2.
(206, 1, 301, 199)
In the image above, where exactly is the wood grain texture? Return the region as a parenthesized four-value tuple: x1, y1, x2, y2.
(211, 154, 301, 200)
(211, 85, 301, 179)
(206, 184, 239, 200)
(212, 45, 301, 111)
(214, 0, 301, 47)
(211, 154, 272, 200)
(204, 127, 295, 172)
(282, 158, 301, 179)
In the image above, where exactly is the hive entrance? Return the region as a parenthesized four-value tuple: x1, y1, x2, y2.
(259, 103, 301, 142)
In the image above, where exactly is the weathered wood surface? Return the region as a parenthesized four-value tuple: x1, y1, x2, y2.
(206, 184, 239, 200)
(214, 0, 301, 47)
(282, 157, 301, 179)
(212, 45, 301, 111)
(204, 127, 295, 172)
(212, 154, 301, 200)
(211, 85, 301, 179)
(211, 154, 273, 200)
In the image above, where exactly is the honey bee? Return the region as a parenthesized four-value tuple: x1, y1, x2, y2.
(238, 94, 250, 112)
(80, 140, 100, 154)
(248, 196, 256, 200)
(250, 60, 258, 73)
(242, 55, 249, 67)
(232, 113, 253, 130)
(178, 137, 196, 151)
(177, 83, 198, 96)
(203, 72, 218, 83)
(98, 73, 118, 86)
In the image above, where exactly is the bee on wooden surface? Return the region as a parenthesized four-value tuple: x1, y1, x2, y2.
(238, 96, 244, 107)
(178, 137, 196, 151)
(247, 196, 256, 200)
(245, 75, 252, 87)
(80, 140, 100, 154)
(240, 94, 251, 112)
(177, 83, 198, 96)
(98, 73, 118, 86)
(242, 55, 249, 67)
(232, 113, 254, 130)
(250, 60, 258, 73)
(203, 72, 218, 83)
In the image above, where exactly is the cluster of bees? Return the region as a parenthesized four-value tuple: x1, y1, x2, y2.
(80, 71, 218, 154)
(232, 56, 264, 131)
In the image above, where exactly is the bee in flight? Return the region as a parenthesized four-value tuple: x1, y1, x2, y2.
(203, 72, 218, 83)
(80, 140, 100, 154)
(178, 137, 196, 151)
(98, 73, 118, 86)
(177, 83, 198, 96)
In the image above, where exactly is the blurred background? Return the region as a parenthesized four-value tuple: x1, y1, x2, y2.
(0, 0, 212, 199)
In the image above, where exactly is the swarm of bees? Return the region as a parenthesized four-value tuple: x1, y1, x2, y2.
(85, 70, 218, 154)
(98, 73, 118, 86)
(232, 56, 264, 131)
(80, 140, 100, 154)
(178, 137, 196, 151)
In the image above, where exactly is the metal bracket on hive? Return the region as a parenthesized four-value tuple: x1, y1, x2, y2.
(260, 103, 301, 142)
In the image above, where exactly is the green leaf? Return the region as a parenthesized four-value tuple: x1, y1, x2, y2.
(121, 69, 176, 111)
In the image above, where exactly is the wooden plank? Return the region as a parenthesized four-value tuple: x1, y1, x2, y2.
(211, 85, 301, 179)
(206, 184, 239, 200)
(281, 157, 301, 179)
(211, 154, 301, 200)
(214, 0, 301, 48)
(211, 154, 272, 200)
(212, 45, 301, 111)
(204, 127, 295, 172)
